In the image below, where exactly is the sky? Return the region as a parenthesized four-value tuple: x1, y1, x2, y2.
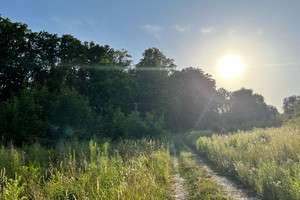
(1, 0, 300, 112)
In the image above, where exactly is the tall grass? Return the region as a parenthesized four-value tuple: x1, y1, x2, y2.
(188, 125, 300, 200)
(0, 139, 172, 199)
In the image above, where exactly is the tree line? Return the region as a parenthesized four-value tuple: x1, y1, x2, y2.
(0, 15, 283, 145)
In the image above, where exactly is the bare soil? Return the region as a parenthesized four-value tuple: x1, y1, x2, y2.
(170, 140, 189, 200)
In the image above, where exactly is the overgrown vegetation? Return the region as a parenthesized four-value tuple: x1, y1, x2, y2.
(174, 138, 231, 200)
(187, 126, 300, 200)
(0, 139, 172, 199)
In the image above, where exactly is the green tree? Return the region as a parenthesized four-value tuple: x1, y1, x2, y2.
(0, 15, 33, 100)
(30, 31, 60, 85)
(283, 95, 300, 119)
(49, 86, 93, 140)
(0, 88, 47, 145)
(88, 69, 135, 115)
(170, 67, 218, 131)
(135, 47, 176, 115)
(221, 88, 280, 131)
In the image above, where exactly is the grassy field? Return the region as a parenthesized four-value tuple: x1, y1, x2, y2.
(174, 138, 231, 200)
(187, 125, 300, 200)
(0, 139, 172, 199)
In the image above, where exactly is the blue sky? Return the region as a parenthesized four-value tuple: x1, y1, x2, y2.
(1, 0, 300, 111)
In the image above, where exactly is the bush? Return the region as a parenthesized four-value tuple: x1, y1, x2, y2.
(185, 130, 214, 144)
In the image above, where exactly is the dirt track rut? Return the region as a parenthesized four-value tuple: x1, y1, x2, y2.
(170, 140, 189, 200)
(182, 142, 260, 200)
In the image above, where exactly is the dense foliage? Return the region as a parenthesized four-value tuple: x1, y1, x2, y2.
(0, 15, 281, 145)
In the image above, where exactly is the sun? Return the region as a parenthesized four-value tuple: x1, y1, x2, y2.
(218, 56, 243, 79)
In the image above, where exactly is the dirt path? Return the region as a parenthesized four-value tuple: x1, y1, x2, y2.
(170, 139, 189, 200)
(182, 142, 260, 200)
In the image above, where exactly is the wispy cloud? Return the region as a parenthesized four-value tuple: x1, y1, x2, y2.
(84, 16, 97, 28)
(52, 16, 84, 33)
(52, 16, 83, 27)
(139, 24, 162, 38)
(172, 24, 190, 33)
(199, 27, 213, 34)
(51, 15, 107, 38)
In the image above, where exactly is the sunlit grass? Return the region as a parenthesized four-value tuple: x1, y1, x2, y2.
(0, 139, 172, 199)
(186, 125, 300, 200)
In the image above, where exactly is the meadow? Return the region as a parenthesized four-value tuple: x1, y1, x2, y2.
(0, 139, 172, 199)
(1, 9, 300, 200)
(186, 125, 300, 200)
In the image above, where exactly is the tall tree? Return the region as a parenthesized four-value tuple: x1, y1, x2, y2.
(135, 47, 176, 115)
(220, 88, 280, 131)
(170, 67, 218, 131)
(283, 95, 300, 119)
(0, 87, 47, 145)
(0, 15, 33, 100)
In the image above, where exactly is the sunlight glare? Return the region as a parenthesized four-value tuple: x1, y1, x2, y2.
(218, 56, 243, 79)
